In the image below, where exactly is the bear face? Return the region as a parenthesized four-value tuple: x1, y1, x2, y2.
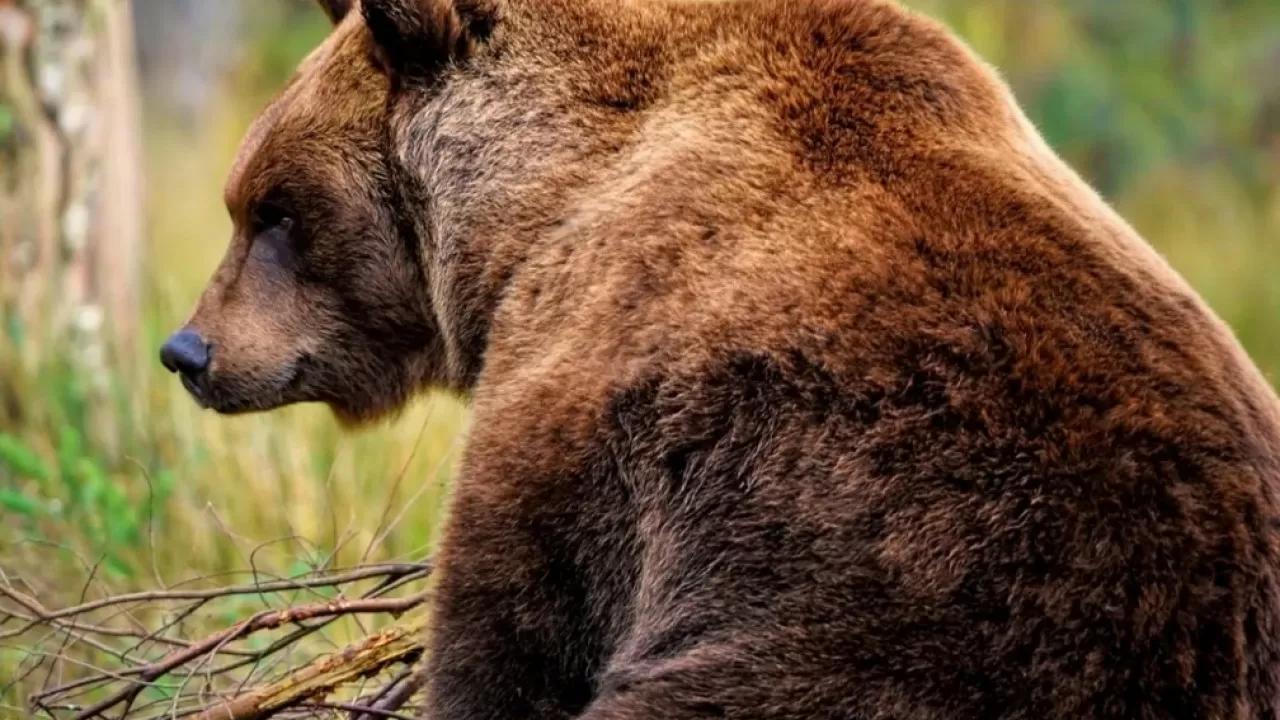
(160, 0, 493, 425)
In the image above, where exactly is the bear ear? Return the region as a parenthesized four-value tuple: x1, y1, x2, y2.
(362, 0, 497, 78)
(316, 0, 353, 24)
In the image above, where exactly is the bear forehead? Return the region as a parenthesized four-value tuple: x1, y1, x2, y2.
(223, 15, 383, 216)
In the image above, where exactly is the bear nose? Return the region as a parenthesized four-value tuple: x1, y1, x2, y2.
(159, 329, 211, 378)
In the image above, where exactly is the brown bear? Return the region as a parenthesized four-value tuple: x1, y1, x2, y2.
(160, 0, 1280, 717)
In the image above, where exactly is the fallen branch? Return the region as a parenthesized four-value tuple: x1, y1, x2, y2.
(68, 593, 429, 720)
(6, 558, 434, 719)
(350, 667, 423, 720)
(192, 614, 428, 720)
(5, 563, 431, 624)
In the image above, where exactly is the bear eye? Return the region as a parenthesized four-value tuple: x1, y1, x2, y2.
(252, 202, 295, 234)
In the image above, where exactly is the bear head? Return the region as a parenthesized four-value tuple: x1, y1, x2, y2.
(159, 0, 497, 426)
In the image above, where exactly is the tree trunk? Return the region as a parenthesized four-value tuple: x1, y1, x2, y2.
(0, 0, 144, 440)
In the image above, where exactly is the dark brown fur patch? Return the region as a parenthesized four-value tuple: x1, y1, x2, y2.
(362, 0, 497, 79)
(316, 0, 352, 24)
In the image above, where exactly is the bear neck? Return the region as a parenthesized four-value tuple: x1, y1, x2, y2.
(396, 0, 692, 390)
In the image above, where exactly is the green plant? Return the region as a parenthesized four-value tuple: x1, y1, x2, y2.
(0, 103, 14, 140)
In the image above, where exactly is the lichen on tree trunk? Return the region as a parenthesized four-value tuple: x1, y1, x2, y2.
(0, 0, 144, 445)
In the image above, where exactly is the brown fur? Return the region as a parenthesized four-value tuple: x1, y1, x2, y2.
(165, 0, 1280, 716)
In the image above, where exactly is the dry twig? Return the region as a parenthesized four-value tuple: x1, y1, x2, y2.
(4, 559, 433, 719)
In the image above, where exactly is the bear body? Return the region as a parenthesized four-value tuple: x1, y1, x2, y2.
(163, 0, 1280, 717)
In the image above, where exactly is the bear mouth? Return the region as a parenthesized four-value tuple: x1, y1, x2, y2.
(180, 372, 211, 409)
(180, 359, 308, 415)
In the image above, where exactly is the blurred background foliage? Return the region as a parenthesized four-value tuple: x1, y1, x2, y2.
(1, 0, 1278, 711)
